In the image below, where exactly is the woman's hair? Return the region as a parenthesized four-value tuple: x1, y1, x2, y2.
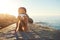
(18, 7, 26, 12)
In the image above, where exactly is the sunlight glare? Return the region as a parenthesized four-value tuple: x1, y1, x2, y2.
(0, 0, 21, 17)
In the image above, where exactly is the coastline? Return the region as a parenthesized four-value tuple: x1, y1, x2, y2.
(0, 23, 60, 40)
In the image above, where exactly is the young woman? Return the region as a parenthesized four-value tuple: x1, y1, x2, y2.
(15, 7, 29, 32)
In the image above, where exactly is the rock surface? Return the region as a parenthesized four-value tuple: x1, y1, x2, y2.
(0, 23, 59, 40)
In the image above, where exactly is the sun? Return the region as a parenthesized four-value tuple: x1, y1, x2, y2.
(0, 0, 21, 17)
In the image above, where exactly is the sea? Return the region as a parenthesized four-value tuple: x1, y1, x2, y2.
(32, 16, 60, 30)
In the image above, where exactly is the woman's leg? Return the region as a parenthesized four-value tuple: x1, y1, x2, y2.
(23, 24, 28, 32)
(19, 23, 23, 32)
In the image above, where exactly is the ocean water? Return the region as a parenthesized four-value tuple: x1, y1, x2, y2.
(32, 16, 60, 30)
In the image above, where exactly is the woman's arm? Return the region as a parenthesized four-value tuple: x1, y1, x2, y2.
(15, 16, 20, 32)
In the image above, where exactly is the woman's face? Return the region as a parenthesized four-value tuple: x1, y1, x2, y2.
(18, 8, 26, 14)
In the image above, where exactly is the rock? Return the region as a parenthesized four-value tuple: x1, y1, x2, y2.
(54, 30, 60, 40)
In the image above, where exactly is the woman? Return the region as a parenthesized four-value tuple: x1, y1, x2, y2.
(15, 7, 29, 32)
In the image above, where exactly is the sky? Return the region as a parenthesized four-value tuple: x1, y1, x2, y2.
(0, 0, 60, 18)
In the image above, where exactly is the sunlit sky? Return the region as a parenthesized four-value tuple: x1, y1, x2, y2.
(0, 0, 60, 18)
